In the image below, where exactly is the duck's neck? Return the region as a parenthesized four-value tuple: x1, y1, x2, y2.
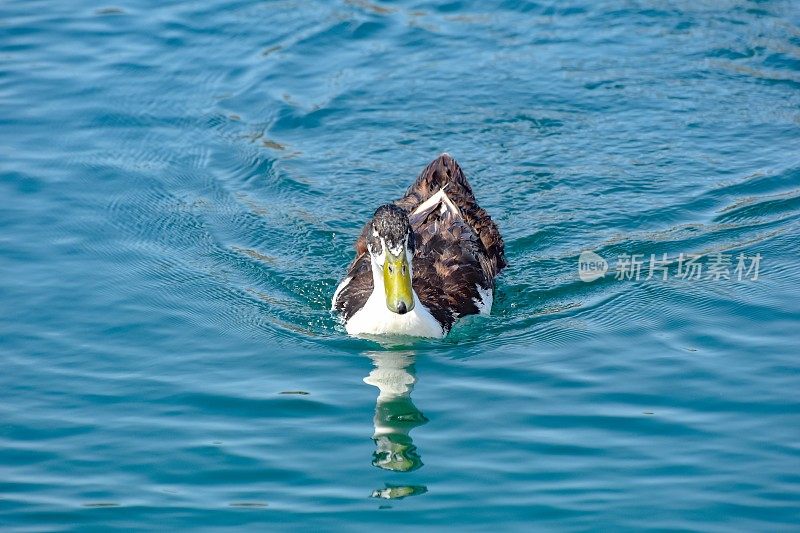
(343, 258, 444, 338)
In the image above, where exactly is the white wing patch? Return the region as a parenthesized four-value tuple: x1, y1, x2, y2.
(411, 186, 461, 219)
(474, 284, 493, 315)
(331, 275, 352, 310)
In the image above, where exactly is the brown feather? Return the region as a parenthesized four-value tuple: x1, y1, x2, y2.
(396, 153, 506, 280)
(334, 154, 506, 333)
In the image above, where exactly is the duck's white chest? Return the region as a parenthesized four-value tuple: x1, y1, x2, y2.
(345, 291, 444, 338)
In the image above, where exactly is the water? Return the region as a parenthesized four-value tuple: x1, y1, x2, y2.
(2, 0, 799, 529)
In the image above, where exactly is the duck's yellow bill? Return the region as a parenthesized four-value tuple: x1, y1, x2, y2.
(383, 251, 414, 314)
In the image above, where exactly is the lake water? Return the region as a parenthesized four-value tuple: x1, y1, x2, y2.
(2, 0, 800, 530)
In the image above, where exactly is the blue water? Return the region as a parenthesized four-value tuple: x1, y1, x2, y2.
(2, 0, 800, 530)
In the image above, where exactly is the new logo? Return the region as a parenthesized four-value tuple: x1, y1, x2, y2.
(578, 250, 608, 282)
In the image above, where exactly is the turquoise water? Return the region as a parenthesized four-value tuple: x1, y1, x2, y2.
(2, 0, 800, 529)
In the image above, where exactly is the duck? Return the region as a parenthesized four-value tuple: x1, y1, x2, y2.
(332, 154, 506, 338)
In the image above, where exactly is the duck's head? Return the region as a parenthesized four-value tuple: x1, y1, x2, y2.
(367, 204, 415, 315)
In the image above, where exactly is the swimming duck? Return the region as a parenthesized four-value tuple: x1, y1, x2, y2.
(332, 154, 506, 338)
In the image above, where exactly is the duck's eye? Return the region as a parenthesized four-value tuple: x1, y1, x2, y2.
(388, 265, 394, 273)
(401, 265, 406, 275)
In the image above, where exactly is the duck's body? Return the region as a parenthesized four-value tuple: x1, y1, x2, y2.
(332, 154, 506, 338)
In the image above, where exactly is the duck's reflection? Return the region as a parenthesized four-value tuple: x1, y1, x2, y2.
(363, 351, 428, 473)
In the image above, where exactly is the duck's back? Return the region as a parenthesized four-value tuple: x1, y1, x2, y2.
(395, 154, 505, 278)
(394, 154, 506, 330)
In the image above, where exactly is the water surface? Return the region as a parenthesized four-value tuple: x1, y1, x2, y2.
(2, 0, 800, 530)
